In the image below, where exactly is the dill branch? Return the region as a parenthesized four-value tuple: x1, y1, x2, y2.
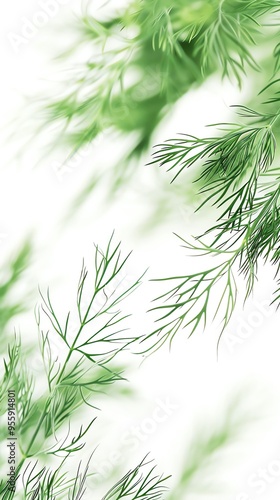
(151, 105, 279, 245)
(0, 339, 20, 406)
(21, 456, 92, 500)
(146, 88, 280, 350)
(0, 234, 146, 497)
(0, 241, 33, 340)
(142, 240, 237, 354)
(102, 456, 170, 500)
(20, 456, 169, 500)
(143, 166, 280, 352)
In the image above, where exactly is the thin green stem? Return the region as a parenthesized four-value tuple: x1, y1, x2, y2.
(269, 108, 280, 127)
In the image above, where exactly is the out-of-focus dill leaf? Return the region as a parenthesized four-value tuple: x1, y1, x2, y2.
(102, 456, 170, 500)
(37, 0, 280, 208)
(0, 241, 33, 344)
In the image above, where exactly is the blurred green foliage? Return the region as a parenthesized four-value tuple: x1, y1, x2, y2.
(0, 241, 33, 345)
(37, 0, 280, 231)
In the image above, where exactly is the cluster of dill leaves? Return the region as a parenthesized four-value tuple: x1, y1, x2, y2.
(0, 234, 252, 499)
(40, 0, 280, 351)
(0, 234, 169, 499)
(3, 0, 280, 497)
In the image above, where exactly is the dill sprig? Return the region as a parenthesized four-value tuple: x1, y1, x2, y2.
(102, 456, 170, 500)
(0, 234, 146, 499)
(21, 456, 91, 499)
(0, 241, 33, 342)
(19, 455, 169, 500)
(142, 237, 238, 354)
(144, 84, 280, 351)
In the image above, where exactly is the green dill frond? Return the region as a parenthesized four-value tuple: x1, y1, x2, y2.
(39, 232, 145, 367)
(150, 105, 278, 244)
(102, 456, 170, 500)
(20, 456, 169, 500)
(0, 241, 33, 340)
(0, 234, 146, 497)
(273, 42, 280, 75)
(21, 456, 92, 499)
(151, 107, 276, 184)
(146, 84, 280, 349)
(236, 177, 280, 297)
(46, 418, 96, 456)
(143, 173, 280, 350)
(38, 328, 60, 393)
(35, 0, 280, 208)
(142, 237, 237, 354)
(0, 338, 21, 406)
(0, 337, 39, 447)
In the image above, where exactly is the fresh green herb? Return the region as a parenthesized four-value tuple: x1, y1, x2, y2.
(145, 82, 280, 351)
(39, 0, 280, 200)
(102, 456, 170, 500)
(0, 234, 146, 499)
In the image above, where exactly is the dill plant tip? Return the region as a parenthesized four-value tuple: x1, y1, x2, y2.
(102, 455, 170, 500)
(0, 234, 147, 498)
(142, 242, 238, 354)
(21, 454, 93, 499)
(0, 240, 33, 339)
(150, 115, 278, 252)
(146, 88, 280, 348)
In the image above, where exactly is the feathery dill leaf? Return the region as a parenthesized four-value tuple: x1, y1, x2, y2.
(36, 0, 280, 207)
(145, 80, 280, 350)
(141, 236, 238, 354)
(21, 454, 99, 499)
(0, 241, 33, 342)
(102, 456, 170, 500)
(0, 234, 146, 498)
